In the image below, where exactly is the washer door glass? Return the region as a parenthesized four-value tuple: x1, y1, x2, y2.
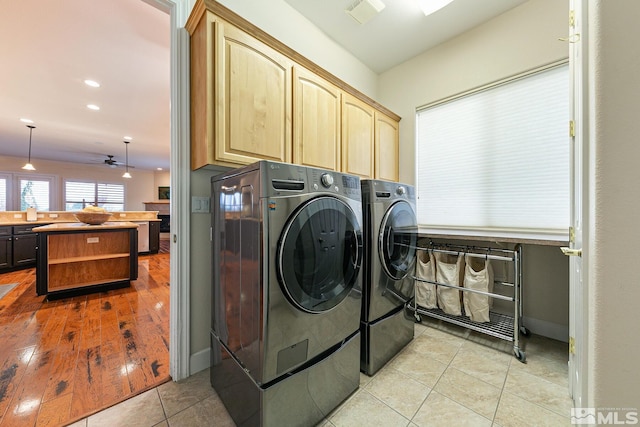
(379, 201, 417, 280)
(278, 196, 362, 313)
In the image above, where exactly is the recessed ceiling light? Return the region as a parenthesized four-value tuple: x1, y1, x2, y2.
(84, 79, 101, 88)
(87, 104, 100, 111)
(157, 168, 163, 171)
(20, 118, 34, 124)
(416, 0, 454, 16)
(123, 136, 133, 141)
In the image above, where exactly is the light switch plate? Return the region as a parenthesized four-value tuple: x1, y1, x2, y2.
(191, 196, 210, 213)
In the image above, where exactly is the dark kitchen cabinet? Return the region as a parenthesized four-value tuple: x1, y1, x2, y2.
(149, 221, 160, 254)
(0, 227, 11, 269)
(0, 224, 45, 271)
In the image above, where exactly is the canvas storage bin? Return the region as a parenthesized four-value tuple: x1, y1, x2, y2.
(463, 255, 494, 323)
(415, 250, 437, 309)
(435, 252, 463, 316)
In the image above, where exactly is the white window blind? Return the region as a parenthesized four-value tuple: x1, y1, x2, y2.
(0, 178, 6, 211)
(20, 178, 50, 211)
(65, 180, 124, 211)
(416, 63, 569, 236)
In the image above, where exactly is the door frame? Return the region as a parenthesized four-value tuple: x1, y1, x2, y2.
(144, 0, 191, 381)
(568, 0, 589, 407)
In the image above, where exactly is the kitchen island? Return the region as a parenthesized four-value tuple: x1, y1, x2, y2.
(34, 222, 139, 299)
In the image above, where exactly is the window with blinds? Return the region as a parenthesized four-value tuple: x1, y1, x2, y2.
(415, 63, 569, 237)
(20, 178, 50, 211)
(0, 177, 6, 211)
(65, 180, 125, 211)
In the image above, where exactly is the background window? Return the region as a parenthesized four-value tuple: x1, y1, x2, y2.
(0, 177, 7, 211)
(65, 180, 125, 211)
(20, 178, 50, 211)
(415, 63, 569, 237)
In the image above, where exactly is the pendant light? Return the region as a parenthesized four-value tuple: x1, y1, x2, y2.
(22, 125, 36, 171)
(122, 140, 132, 178)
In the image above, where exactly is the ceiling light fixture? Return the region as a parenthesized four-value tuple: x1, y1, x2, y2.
(87, 104, 100, 111)
(84, 79, 101, 88)
(122, 140, 132, 179)
(416, 0, 454, 16)
(22, 125, 36, 171)
(123, 136, 133, 141)
(20, 118, 34, 124)
(345, 0, 385, 25)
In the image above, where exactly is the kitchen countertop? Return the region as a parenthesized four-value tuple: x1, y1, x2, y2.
(0, 210, 160, 226)
(33, 222, 140, 232)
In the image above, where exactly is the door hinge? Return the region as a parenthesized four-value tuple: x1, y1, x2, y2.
(569, 336, 576, 355)
(569, 120, 575, 138)
(569, 226, 575, 243)
(569, 10, 575, 28)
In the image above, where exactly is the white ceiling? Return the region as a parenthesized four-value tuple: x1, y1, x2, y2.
(0, 0, 170, 172)
(283, 0, 528, 74)
(0, 0, 527, 173)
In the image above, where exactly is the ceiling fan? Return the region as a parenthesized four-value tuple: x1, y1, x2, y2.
(103, 155, 134, 168)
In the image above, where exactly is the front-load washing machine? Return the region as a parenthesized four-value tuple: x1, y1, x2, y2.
(211, 160, 363, 426)
(360, 179, 417, 375)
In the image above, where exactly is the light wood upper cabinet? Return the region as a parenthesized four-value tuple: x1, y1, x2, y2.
(342, 93, 375, 179)
(293, 66, 341, 171)
(189, 12, 292, 169)
(374, 111, 399, 182)
(187, 0, 401, 174)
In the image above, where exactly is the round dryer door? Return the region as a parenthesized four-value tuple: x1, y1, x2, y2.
(277, 196, 363, 313)
(379, 201, 417, 280)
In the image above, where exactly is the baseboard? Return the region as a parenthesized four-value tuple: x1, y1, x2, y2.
(522, 316, 569, 343)
(189, 347, 211, 375)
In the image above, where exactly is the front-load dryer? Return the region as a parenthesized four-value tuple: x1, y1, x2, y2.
(360, 179, 417, 375)
(211, 160, 363, 426)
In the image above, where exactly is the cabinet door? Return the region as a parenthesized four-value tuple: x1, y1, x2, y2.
(216, 22, 293, 165)
(293, 66, 341, 171)
(0, 236, 11, 269)
(149, 221, 160, 254)
(13, 234, 37, 267)
(374, 111, 400, 182)
(342, 93, 374, 178)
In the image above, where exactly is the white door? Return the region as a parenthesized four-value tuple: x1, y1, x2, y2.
(566, 0, 588, 408)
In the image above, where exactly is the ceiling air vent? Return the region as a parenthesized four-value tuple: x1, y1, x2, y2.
(345, 0, 386, 25)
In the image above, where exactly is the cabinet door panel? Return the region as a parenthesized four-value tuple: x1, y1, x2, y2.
(13, 234, 37, 267)
(342, 94, 374, 178)
(375, 111, 399, 182)
(293, 66, 341, 171)
(0, 236, 11, 269)
(217, 23, 292, 165)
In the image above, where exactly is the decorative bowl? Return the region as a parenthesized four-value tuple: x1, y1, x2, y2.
(74, 212, 112, 225)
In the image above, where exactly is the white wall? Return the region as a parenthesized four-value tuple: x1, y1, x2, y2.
(588, 0, 640, 408)
(378, 0, 570, 340)
(0, 155, 159, 210)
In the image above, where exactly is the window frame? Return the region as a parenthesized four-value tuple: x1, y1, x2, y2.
(12, 173, 57, 212)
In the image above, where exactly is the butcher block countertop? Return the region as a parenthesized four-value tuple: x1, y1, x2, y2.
(33, 222, 140, 232)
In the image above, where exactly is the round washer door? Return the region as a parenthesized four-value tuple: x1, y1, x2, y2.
(379, 201, 417, 280)
(277, 196, 362, 313)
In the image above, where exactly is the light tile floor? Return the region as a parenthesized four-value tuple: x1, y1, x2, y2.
(67, 317, 571, 426)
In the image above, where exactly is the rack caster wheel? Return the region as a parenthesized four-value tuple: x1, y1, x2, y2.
(514, 348, 527, 363)
(519, 326, 530, 337)
(414, 313, 422, 323)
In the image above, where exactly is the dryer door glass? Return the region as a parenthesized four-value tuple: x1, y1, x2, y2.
(278, 196, 363, 313)
(379, 201, 417, 280)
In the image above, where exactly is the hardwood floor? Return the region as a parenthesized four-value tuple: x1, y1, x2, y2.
(0, 251, 170, 427)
